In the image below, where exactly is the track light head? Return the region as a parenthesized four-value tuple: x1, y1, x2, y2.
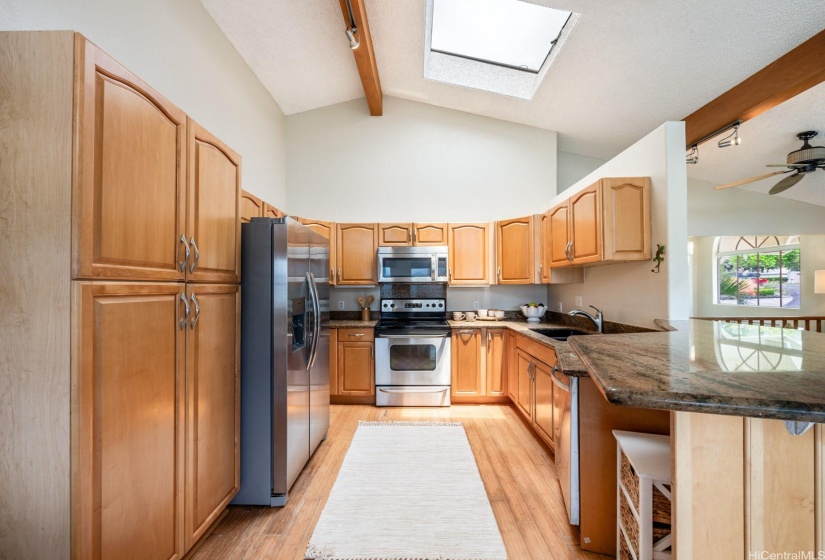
(718, 124, 741, 148)
(686, 145, 699, 165)
(346, 26, 360, 49)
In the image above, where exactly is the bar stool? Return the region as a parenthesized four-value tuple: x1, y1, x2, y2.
(613, 430, 672, 560)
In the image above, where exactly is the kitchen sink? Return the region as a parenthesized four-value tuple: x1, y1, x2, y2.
(528, 328, 595, 341)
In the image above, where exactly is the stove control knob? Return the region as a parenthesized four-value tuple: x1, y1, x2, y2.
(390, 303, 395, 308)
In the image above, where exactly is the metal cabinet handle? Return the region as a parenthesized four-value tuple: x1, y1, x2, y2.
(413, 229, 417, 243)
(448, 266, 452, 282)
(338, 268, 342, 282)
(179, 292, 190, 330)
(190, 293, 200, 329)
(567, 241, 574, 261)
(351, 333, 365, 337)
(408, 227, 412, 242)
(189, 237, 200, 273)
(179, 235, 190, 272)
(330, 268, 335, 283)
(497, 266, 502, 281)
(539, 264, 543, 278)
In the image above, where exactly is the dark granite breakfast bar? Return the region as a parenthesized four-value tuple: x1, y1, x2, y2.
(567, 319, 825, 423)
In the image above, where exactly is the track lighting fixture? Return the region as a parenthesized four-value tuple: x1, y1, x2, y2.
(344, 0, 360, 50)
(718, 124, 741, 148)
(686, 145, 699, 165)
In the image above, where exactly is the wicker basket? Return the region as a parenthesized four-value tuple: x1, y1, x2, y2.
(621, 450, 640, 511)
(620, 488, 639, 553)
(620, 531, 636, 560)
(653, 484, 671, 525)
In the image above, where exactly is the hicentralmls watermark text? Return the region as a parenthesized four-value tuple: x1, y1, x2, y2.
(749, 552, 825, 560)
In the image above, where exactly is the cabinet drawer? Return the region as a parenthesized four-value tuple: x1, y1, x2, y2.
(515, 333, 557, 369)
(338, 328, 374, 342)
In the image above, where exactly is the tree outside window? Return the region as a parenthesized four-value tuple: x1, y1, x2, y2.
(716, 236, 800, 308)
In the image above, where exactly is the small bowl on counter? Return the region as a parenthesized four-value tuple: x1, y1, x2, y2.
(520, 304, 546, 323)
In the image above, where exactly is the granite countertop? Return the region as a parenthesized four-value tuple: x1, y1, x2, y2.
(567, 319, 825, 423)
(448, 319, 591, 376)
(329, 319, 378, 328)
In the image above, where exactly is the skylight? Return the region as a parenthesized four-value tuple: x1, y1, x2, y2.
(423, 0, 580, 99)
(431, 0, 571, 73)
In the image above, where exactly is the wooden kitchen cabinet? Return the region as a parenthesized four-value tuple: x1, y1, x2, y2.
(241, 190, 264, 223)
(548, 177, 651, 268)
(333, 329, 375, 402)
(511, 333, 560, 450)
(486, 329, 508, 397)
(184, 284, 240, 550)
(336, 223, 379, 285)
(378, 223, 448, 246)
(495, 216, 534, 284)
(73, 282, 186, 560)
(186, 119, 241, 284)
(450, 328, 509, 403)
(536, 213, 585, 284)
(448, 222, 491, 285)
(298, 218, 337, 285)
(74, 36, 187, 282)
(451, 329, 483, 397)
(262, 202, 286, 219)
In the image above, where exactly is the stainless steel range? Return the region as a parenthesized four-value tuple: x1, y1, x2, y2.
(374, 298, 451, 407)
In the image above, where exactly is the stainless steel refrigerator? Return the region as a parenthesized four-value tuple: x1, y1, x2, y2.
(232, 217, 330, 506)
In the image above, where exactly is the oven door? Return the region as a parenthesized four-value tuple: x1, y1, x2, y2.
(374, 334, 451, 386)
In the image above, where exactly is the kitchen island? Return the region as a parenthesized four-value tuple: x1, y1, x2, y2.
(568, 320, 825, 559)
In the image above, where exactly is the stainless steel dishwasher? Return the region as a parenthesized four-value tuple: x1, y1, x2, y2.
(552, 365, 580, 525)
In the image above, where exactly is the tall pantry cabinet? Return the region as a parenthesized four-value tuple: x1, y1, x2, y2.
(0, 32, 240, 560)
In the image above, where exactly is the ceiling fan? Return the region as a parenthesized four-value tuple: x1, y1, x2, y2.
(715, 131, 825, 194)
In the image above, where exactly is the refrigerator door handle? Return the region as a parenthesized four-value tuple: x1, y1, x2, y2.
(306, 272, 320, 369)
(311, 273, 321, 367)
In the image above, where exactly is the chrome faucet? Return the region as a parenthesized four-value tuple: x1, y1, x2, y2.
(568, 305, 604, 333)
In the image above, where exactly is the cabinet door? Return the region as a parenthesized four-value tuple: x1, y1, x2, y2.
(507, 333, 518, 401)
(73, 282, 185, 560)
(515, 349, 534, 420)
(329, 329, 339, 396)
(184, 284, 240, 551)
(448, 223, 490, 285)
(496, 217, 534, 284)
(186, 119, 241, 283)
(240, 190, 263, 223)
(548, 204, 572, 268)
(74, 38, 186, 282)
(336, 223, 378, 285)
(601, 177, 651, 262)
(413, 223, 448, 246)
(486, 329, 507, 397)
(298, 219, 336, 285)
(338, 342, 374, 396)
(378, 223, 413, 246)
(262, 202, 285, 219)
(569, 183, 602, 265)
(533, 358, 555, 448)
(451, 330, 483, 397)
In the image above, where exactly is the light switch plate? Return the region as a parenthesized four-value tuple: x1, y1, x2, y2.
(473, 301, 479, 310)
(575, 296, 583, 307)
(557, 302, 563, 312)
(338, 301, 345, 310)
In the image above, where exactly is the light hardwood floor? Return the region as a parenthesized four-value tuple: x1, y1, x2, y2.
(189, 404, 605, 560)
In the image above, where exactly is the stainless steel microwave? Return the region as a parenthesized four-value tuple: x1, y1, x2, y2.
(376, 246, 448, 283)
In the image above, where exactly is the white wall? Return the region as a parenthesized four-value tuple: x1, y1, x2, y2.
(286, 96, 558, 222)
(547, 122, 690, 328)
(1, 0, 287, 206)
(687, 176, 825, 317)
(557, 151, 605, 193)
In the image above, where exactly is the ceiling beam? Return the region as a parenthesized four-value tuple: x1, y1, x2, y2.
(683, 29, 825, 147)
(338, 0, 383, 116)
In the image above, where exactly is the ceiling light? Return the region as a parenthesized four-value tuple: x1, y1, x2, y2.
(718, 124, 741, 148)
(344, 0, 360, 50)
(686, 145, 699, 165)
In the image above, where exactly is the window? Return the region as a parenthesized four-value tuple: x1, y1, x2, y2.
(424, 0, 580, 99)
(715, 236, 800, 308)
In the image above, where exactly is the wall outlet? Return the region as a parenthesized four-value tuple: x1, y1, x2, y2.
(338, 301, 345, 310)
(575, 296, 583, 307)
(473, 300, 479, 310)
(557, 302, 563, 312)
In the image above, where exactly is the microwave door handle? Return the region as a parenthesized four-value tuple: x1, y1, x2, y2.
(431, 255, 437, 282)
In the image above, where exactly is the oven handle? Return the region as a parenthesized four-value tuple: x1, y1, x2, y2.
(377, 333, 450, 339)
(378, 388, 450, 394)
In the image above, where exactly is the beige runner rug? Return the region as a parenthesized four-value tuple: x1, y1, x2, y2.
(305, 421, 508, 560)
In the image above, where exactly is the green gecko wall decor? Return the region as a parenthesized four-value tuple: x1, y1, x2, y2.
(651, 244, 665, 273)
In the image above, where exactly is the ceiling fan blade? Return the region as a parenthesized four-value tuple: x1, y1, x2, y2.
(769, 172, 805, 194)
(766, 163, 809, 168)
(714, 170, 790, 190)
